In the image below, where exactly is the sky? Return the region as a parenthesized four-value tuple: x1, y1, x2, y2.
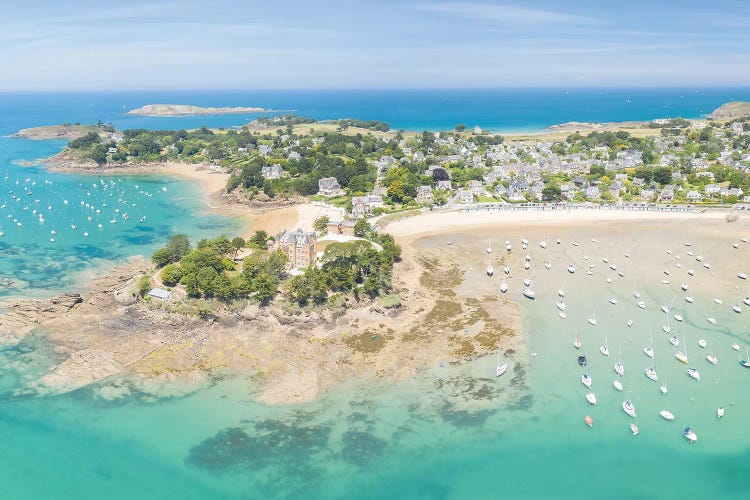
(1, 0, 749, 90)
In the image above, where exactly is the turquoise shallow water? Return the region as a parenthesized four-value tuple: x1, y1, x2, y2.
(0, 92, 749, 499)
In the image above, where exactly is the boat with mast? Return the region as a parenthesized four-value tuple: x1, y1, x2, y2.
(644, 336, 655, 359)
(740, 348, 750, 368)
(573, 332, 582, 350)
(614, 341, 624, 376)
(487, 239, 492, 254)
(588, 309, 597, 326)
(675, 332, 688, 364)
(600, 333, 610, 357)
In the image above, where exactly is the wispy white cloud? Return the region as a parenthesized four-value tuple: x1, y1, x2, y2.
(416, 1, 599, 25)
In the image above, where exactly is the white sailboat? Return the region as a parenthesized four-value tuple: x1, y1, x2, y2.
(573, 332, 582, 350)
(660, 409, 675, 421)
(545, 258, 552, 270)
(588, 309, 597, 326)
(558, 287, 565, 298)
(613, 378, 623, 391)
(600, 333, 610, 357)
(614, 342, 624, 376)
(660, 376, 668, 395)
(487, 240, 492, 254)
(500, 283, 508, 293)
(556, 300, 566, 311)
(568, 264, 575, 274)
(622, 399, 636, 418)
(503, 265, 510, 274)
(585, 392, 597, 405)
(687, 367, 701, 381)
(506, 240, 512, 252)
(487, 263, 494, 276)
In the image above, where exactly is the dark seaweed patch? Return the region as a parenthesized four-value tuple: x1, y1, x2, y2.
(339, 429, 388, 467)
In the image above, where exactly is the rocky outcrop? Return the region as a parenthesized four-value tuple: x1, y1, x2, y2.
(708, 101, 750, 120)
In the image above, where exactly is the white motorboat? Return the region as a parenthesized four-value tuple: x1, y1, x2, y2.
(638, 301, 646, 309)
(622, 400, 636, 418)
(685, 296, 694, 304)
(556, 238, 561, 245)
(660, 384, 668, 395)
(661, 305, 670, 314)
(624, 252, 631, 258)
(683, 427, 697, 443)
(696, 254, 703, 262)
(685, 241, 691, 246)
(525, 254, 531, 262)
(633, 291, 641, 299)
(573, 333, 581, 350)
(557, 288, 565, 298)
(687, 368, 700, 381)
(506, 242, 512, 252)
(664, 269, 670, 276)
(613, 379, 623, 391)
(645, 367, 658, 381)
(681, 283, 688, 291)
(567, 264, 575, 274)
(630, 423, 640, 436)
(660, 410, 675, 421)
(743, 237, 748, 243)
(717, 407, 725, 418)
(733, 304, 742, 314)
(733, 243, 740, 249)
(503, 265, 510, 274)
(673, 315, 684, 324)
(707, 316, 717, 325)
(618, 271, 625, 277)
(572, 241, 579, 247)
(521, 238, 529, 246)
(706, 353, 718, 365)
(666, 249, 673, 255)
(523, 288, 536, 300)
(610, 263, 617, 271)
(644, 346, 655, 359)
(606, 278, 613, 283)
(662, 279, 670, 285)
(704, 263, 711, 269)
(524, 261, 530, 270)
(523, 278, 531, 287)
(544, 260, 552, 270)
(585, 269, 593, 276)
(697, 339, 707, 349)
(609, 298, 618, 305)
(487, 265, 494, 276)
(582, 373, 592, 388)
(687, 269, 695, 276)
(559, 312, 566, 319)
(675, 263, 682, 269)
(627, 319, 633, 327)
(539, 239, 547, 249)
(731, 344, 740, 351)
(585, 392, 597, 405)
(556, 301, 566, 311)
(713, 298, 723, 305)
(738, 273, 748, 280)
(744, 297, 750, 307)
(500, 283, 508, 293)
(662, 323, 671, 333)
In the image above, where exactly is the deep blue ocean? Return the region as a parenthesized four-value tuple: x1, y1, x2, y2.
(1, 89, 750, 499)
(3, 87, 750, 135)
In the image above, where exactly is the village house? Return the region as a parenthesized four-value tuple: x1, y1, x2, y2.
(261, 164, 283, 180)
(584, 186, 600, 200)
(457, 189, 474, 204)
(641, 188, 655, 201)
(415, 185, 434, 204)
(326, 220, 358, 236)
(686, 190, 702, 202)
(258, 145, 273, 156)
(467, 180, 484, 195)
(436, 180, 453, 191)
(275, 228, 317, 269)
(318, 177, 344, 196)
(659, 187, 675, 202)
(704, 184, 722, 195)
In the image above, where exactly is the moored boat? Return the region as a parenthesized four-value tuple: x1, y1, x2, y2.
(613, 379, 623, 391)
(573, 333, 582, 350)
(645, 367, 658, 381)
(578, 355, 587, 366)
(683, 427, 697, 443)
(697, 339, 707, 349)
(582, 373, 592, 388)
(687, 367, 700, 381)
(523, 288, 536, 300)
(585, 415, 593, 427)
(717, 407, 724, 418)
(500, 283, 508, 293)
(585, 392, 597, 405)
(622, 400, 636, 418)
(660, 410, 675, 421)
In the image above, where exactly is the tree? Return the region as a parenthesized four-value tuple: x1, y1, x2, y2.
(542, 184, 562, 202)
(197, 267, 219, 296)
(161, 264, 183, 286)
(250, 230, 270, 249)
(313, 216, 330, 234)
(213, 273, 233, 301)
(231, 237, 246, 259)
(388, 180, 406, 202)
(181, 273, 200, 297)
(254, 273, 276, 305)
(455, 123, 466, 132)
(354, 219, 372, 238)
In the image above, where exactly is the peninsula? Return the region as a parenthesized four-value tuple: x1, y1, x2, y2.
(707, 101, 750, 120)
(127, 104, 269, 116)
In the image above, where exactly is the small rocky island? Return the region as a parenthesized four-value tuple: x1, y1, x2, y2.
(127, 104, 269, 116)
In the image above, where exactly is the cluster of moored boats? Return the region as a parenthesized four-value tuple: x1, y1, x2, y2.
(487, 233, 750, 443)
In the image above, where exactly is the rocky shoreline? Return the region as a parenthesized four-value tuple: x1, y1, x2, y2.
(0, 240, 521, 404)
